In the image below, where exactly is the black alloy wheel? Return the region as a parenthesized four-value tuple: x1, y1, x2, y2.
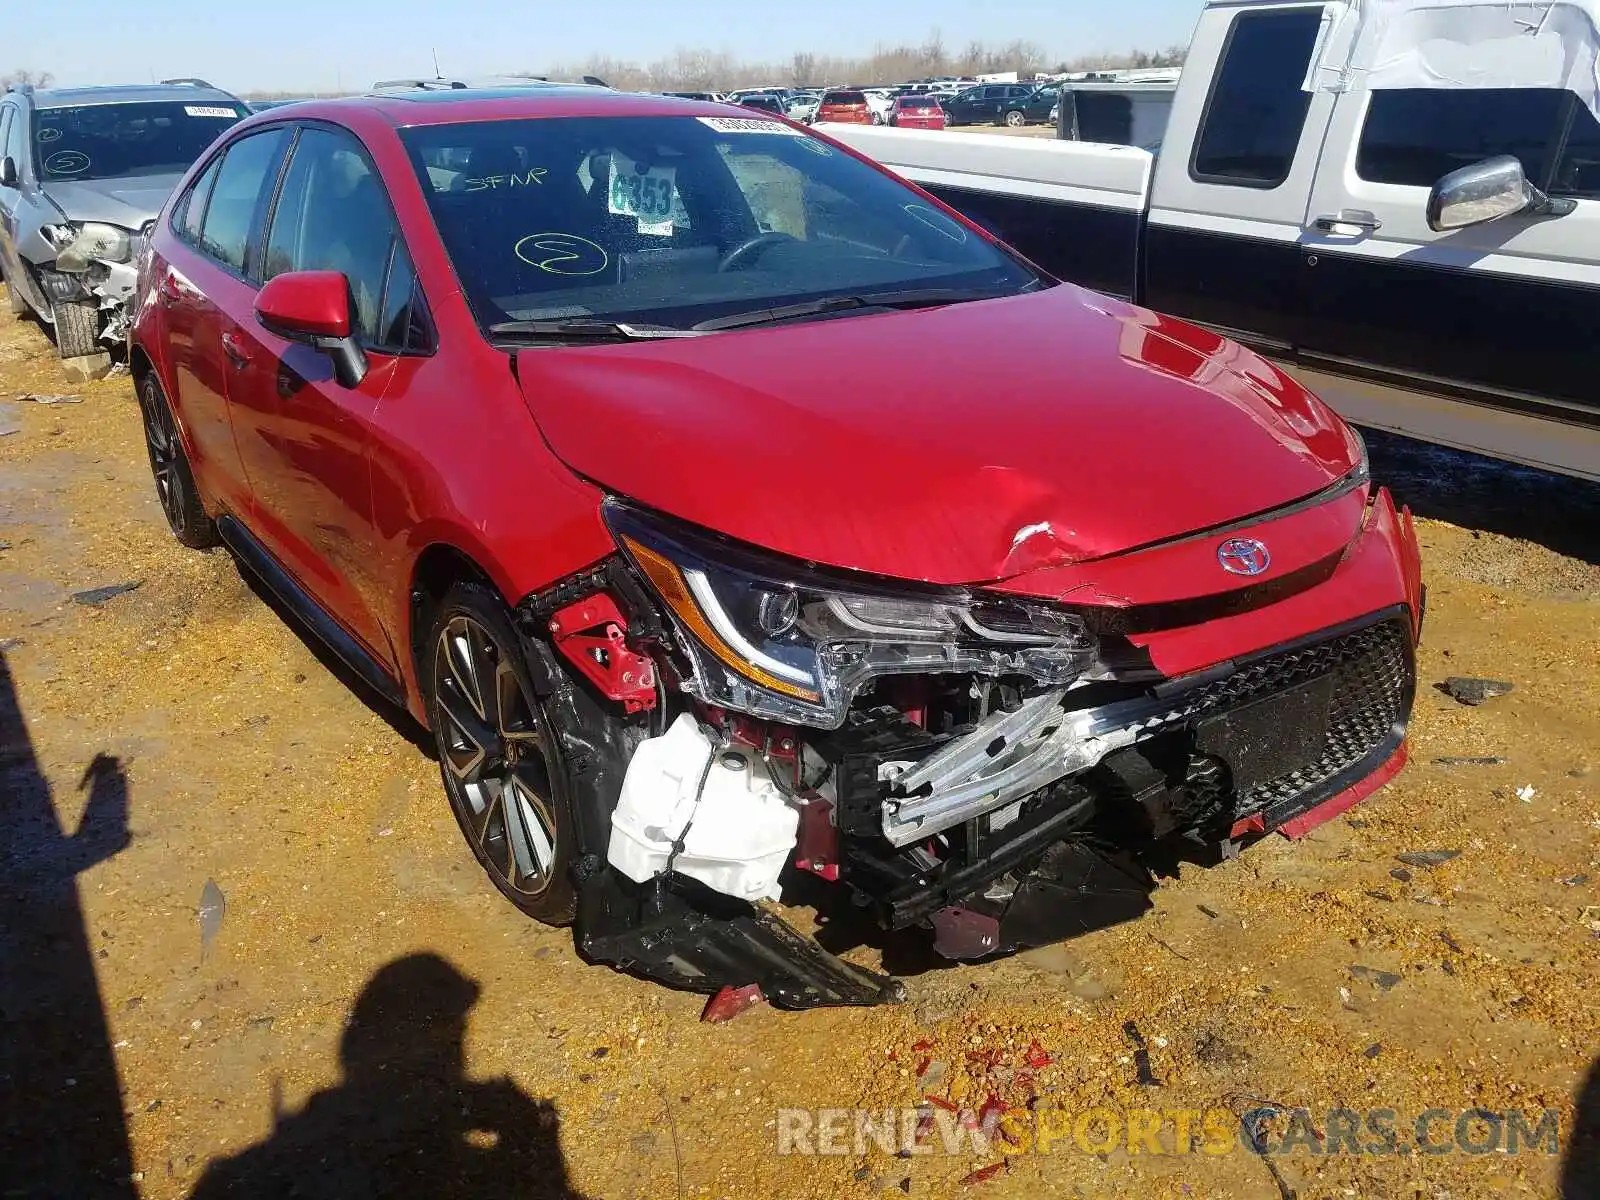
(137, 373, 217, 549)
(430, 584, 577, 924)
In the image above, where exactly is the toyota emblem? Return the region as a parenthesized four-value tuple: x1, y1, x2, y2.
(1217, 537, 1271, 576)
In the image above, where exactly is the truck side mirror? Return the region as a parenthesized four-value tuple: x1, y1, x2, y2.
(1426, 154, 1575, 232)
(0, 156, 17, 189)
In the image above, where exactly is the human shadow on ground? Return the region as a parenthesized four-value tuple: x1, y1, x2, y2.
(0, 650, 136, 1196)
(188, 953, 586, 1199)
(1563, 1053, 1600, 1199)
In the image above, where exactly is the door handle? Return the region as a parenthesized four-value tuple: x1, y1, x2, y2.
(1314, 209, 1382, 233)
(157, 273, 182, 304)
(220, 330, 252, 369)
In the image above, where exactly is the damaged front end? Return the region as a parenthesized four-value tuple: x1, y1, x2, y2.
(39, 221, 147, 345)
(522, 496, 1418, 1008)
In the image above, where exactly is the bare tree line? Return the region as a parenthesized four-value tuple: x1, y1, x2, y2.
(4, 33, 1188, 101)
(549, 34, 1186, 91)
(1, 69, 54, 89)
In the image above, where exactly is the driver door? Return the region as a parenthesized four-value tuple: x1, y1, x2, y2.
(1299, 84, 1600, 425)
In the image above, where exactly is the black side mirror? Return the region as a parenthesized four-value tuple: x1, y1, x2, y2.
(0, 156, 18, 189)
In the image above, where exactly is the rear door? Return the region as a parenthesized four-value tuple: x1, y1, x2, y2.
(158, 130, 289, 515)
(1300, 83, 1600, 433)
(1144, 2, 1344, 350)
(227, 122, 429, 665)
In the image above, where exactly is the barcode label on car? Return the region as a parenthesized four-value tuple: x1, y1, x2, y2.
(696, 116, 805, 136)
(185, 106, 238, 118)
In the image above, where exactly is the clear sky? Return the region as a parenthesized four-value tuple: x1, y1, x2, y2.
(9, 0, 1206, 94)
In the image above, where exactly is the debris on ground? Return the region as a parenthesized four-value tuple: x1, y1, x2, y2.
(1122, 1020, 1161, 1086)
(1433, 755, 1506, 766)
(0, 402, 19, 437)
(1514, 784, 1537, 802)
(1348, 965, 1404, 991)
(959, 1162, 1008, 1186)
(197, 879, 226, 956)
(1581, 906, 1600, 933)
(701, 983, 764, 1023)
(71, 581, 141, 607)
(1562, 874, 1589, 887)
(1438, 676, 1515, 705)
(1363, 1043, 1384, 1058)
(1396, 849, 1461, 868)
(1389, 867, 1412, 882)
(14, 391, 82, 405)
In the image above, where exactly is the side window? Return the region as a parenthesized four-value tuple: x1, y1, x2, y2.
(199, 128, 288, 272)
(0, 107, 14, 177)
(1192, 6, 1326, 187)
(175, 156, 221, 244)
(1356, 88, 1600, 201)
(4, 104, 26, 171)
(264, 126, 413, 347)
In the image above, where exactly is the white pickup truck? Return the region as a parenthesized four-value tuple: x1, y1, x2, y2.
(821, 0, 1600, 482)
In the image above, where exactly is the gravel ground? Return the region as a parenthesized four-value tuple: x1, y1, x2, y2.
(0, 296, 1596, 1199)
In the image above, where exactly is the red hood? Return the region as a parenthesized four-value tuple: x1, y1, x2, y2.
(515, 285, 1361, 585)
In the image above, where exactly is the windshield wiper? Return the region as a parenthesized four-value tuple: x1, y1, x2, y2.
(487, 318, 708, 341)
(691, 287, 1020, 332)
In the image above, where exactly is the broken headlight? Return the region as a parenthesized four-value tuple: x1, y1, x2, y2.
(46, 222, 133, 272)
(605, 500, 1096, 728)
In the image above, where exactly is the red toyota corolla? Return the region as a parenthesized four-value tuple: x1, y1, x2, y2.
(130, 88, 1422, 1008)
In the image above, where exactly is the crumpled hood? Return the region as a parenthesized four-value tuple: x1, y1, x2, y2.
(516, 285, 1361, 585)
(42, 173, 185, 230)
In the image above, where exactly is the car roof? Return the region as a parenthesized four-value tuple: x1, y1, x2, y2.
(23, 83, 241, 109)
(232, 88, 793, 130)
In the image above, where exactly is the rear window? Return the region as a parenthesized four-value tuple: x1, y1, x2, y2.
(823, 91, 867, 106)
(31, 100, 248, 183)
(1191, 6, 1325, 187)
(900, 98, 939, 111)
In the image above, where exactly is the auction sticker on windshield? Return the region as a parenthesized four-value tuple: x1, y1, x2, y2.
(608, 152, 678, 236)
(696, 116, 805, 136)
(185, 106, 238, 118)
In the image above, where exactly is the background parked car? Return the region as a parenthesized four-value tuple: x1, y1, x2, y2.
(737, 94, 787, 115)
(785, 92, 821, 123)
(942, 83, 1036, 127)
(0, 79, 249, 360)
(888, 95, 947, 130)
(1000, 84, 1060, 127)
(815, 89, 874, 125)
(861, 89, 895, 125)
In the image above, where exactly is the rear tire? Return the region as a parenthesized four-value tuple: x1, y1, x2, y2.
(429, 582, 579, 927)
(137, 371, 218, 549)
(51, 298, 100, 359)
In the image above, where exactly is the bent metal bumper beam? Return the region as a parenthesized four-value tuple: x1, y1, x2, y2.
(885, 608, 1413, 847)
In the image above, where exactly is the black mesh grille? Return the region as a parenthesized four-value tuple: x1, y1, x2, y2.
(1177, 617, 1412, 819)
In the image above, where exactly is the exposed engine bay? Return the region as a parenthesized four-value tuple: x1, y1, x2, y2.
(520, 498, 1416, 1009)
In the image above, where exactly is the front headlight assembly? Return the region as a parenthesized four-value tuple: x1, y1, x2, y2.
(46, 222, 133, 271)
(605, 500, 1096, 728)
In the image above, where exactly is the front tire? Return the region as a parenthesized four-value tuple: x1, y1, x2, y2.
(137, 371, 218, 549)
(51, 298, 100, 359)
(1004, 109, 1026, 128)
(429, 583, 578, 926)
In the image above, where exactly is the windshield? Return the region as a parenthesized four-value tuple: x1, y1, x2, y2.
(401, 115, 1041, 333)
(32, 101, 248, 183)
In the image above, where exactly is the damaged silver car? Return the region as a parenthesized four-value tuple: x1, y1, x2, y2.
(0, 79, 247, 359)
